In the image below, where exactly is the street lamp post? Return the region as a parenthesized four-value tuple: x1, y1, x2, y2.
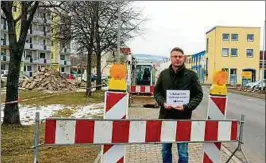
(116, 1, 121, 64)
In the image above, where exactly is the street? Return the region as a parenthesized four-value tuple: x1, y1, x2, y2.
(194, 86, 265, 163)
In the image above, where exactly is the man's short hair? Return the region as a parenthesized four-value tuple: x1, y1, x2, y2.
(170, 47, 184, 55)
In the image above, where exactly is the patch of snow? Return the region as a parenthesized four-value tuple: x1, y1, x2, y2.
(71, 103, 104, 118)
(0, 103, 105, 125)
(1, 104, 65, 125)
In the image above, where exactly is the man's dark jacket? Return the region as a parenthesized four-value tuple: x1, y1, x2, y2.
(154, 64, 203, 119)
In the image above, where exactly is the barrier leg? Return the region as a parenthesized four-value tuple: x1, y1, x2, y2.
(226, 115, 250, 163)
(202, 95, 227, 163)
(33, 112, 40, 163)
(101, 91, 128, 163)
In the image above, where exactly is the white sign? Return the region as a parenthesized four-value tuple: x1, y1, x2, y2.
(166, 90, 190, 107)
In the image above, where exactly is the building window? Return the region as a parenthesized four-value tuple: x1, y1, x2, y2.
(222, 48, 229, 57)
(231, 48, 238, 57)
(247, 34, 254, 42)
(222, 33, 230, 41)
(60, 55, 65, 60)
(1, 33, 6, 41)
(61, 67, 65, 72)
(230, 68, 237, 85)
(246, 49, 254, 57)
(1, 64, 5, 70)
(40, 53, 46, 58)
(27, 66, 32, 71)
(231, 34, 238, 41)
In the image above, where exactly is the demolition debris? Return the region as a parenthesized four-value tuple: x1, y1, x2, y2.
(20, 68, 77, 91)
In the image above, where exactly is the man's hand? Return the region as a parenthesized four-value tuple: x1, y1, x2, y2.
(173, 105, 184, 111)
(164, 103, 173, 110)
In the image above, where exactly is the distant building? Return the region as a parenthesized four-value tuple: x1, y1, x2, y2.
(205, 26, 261, 85)
(191, 51, 206, 83)
(185, 54, 193, 70)
(1, 4, 72, 77)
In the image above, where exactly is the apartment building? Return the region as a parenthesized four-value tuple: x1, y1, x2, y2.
(0, 5, 72, 77)
(205, 26, 261, 85)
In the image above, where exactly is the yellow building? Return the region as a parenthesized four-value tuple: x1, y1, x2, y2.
(205, 26, 261, 86)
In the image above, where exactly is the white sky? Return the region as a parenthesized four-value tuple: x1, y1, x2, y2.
(127, 1, 265, 57)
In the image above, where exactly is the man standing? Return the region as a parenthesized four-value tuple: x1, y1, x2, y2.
(154, 47, 203, 163)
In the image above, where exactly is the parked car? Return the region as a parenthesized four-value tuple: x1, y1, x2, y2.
(254, 80, 266, 90)
(245, 79, 265, 89)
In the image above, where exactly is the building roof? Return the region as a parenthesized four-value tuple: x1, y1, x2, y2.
(206, 26, 261, 34)
(191, 50, 206, 56)
(132, 54, 169, 63)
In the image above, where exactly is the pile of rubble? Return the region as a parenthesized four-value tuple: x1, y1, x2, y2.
(20, 67, 77, 91)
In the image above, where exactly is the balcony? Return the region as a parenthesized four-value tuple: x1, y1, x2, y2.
(1, 24, 7, 31)
(24, 43, 35, 49)
(43, 45, 51, 51)
(23, 58, 39, 64)
(24, 43, 51, 51)
(24, 71, 33, 77)
(1, 55, 10, 62)
(28, 30, 43, 36)
(60, 60, 71, 66)
(39, 58, 51, 64)
(44, 18, 52, 24)
(33, 17, 43, 23)
(1, 40, 9, 46)
(61, 48, 71, 54)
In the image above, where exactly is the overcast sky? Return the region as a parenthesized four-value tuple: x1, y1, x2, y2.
(127, 1, 265, 57)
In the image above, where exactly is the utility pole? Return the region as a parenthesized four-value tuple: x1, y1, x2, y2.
(116, 1, 121, 64)
(261, 20, 265, 91)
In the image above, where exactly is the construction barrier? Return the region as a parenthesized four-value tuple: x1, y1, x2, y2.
(32, 112, 250, 163)
(101, 91, 129, 163)
(203, 95, 228, 163)
(44, 119, 238, 145)
(130, 85, 154, 95)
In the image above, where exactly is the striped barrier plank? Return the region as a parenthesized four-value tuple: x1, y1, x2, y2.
(130, 85, 154, 94)
(102, 91, 128, 163)
(203, 95, 228, 163)
(44, 119, 238, 145)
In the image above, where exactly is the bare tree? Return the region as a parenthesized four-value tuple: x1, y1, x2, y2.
(1, 1, 63, 125)
(81, 1, 145, 90)
(50, 1, 145, 93)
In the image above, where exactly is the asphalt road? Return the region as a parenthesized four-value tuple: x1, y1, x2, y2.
(193, 86, 265, 163)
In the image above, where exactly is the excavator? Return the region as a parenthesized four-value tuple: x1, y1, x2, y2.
(126, 53, 162, 108)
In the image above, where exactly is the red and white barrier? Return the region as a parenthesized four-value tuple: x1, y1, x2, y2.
(130, 85, 154, 94)
(102, 91, 128, 163)
(44, 119, 238, 145)
(203, 96, 228, 163)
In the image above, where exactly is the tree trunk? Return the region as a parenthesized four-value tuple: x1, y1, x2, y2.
(95, 2, 102, 90)
(86, 47, 92, 96)
(3, 47, 22, 125)
(96, 53, 101, 89)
